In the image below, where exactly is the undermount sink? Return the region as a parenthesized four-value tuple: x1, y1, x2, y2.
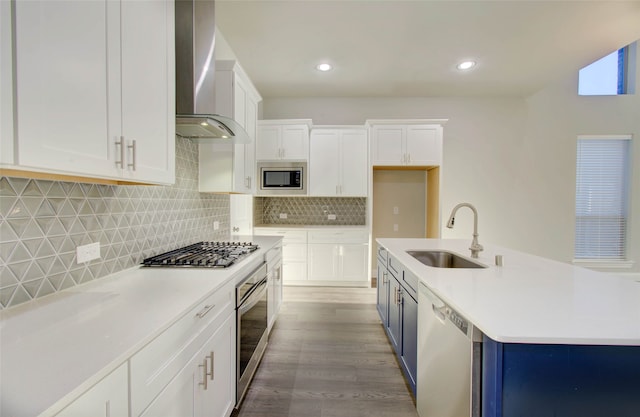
(407, 250, 487, 269)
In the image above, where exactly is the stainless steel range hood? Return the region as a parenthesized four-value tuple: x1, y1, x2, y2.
(175, 0, 250, 143)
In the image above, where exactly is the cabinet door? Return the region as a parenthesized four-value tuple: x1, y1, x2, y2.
(244, 96, 258, 192)
(309, 130, 340, 196)
(401, 292, 418, 393)
(405, 125, 441, 166)
(371, 125, 404, 165)
(340, 244, 368, 281)
(307, 244, 339, 280)
(387, 277, 402, 352)
(141, 314, 235, 417)
(1, 0, 14, 165)
(340, 129, 368, 196)
(199, 314, 235, 417)
(280, 125, 309, 160)
(376, 262, 389, 326)
(120, 0, 175, 184)
(283, 261, 307, 283)
(256, 125, 281, 160)
(55, 364, 128, 417)
(14, 0, 119, 177)
(230, 194, 253, 235)
(232, 76, 249, 192)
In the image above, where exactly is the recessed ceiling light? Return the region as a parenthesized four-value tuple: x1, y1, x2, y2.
(457, 60, 476, 71)
(316, 63, 332, 72)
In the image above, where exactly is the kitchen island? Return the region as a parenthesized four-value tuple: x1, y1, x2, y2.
(377, 238, 640, 417)
(0, 235, 282, 417)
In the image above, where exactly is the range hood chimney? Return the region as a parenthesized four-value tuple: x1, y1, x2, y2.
(175, 0, 250, 143)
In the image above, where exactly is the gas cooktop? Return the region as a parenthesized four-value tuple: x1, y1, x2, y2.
(142, 241, 259, 268)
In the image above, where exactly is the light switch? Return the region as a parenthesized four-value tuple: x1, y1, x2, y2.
(393, 206, 399, 215)
(393, 224, 399, 232)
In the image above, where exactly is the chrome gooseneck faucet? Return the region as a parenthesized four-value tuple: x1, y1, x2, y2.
(446, 203, 483, 258)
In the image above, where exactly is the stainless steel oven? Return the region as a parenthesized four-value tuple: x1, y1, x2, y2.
(257, 161, 307, 195)
(236, 263, 269, 406)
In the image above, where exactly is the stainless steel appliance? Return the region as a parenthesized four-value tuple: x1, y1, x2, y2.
(235, 263, 268, 405)
(174, 0, 250, 143)
(257, 161, 307, 195)
(141, 241, 258, 268)
(417, 282, 482, 417)
(141, 241, 271, 408)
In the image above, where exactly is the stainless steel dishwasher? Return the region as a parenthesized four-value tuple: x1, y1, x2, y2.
(417, 282, 482, 417)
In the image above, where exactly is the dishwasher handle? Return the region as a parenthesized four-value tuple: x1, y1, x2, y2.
(421, 284, 470, 338)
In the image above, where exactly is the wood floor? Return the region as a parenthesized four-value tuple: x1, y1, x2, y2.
(234, 286, 418, 417)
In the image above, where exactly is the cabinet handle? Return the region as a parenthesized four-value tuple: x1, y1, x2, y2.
(395, 287, 403, 305)
(195, 304, 215, 318)
(382, 271, 388, 284)
(281, 148, 285, 158)
(115, 137, 125, 168)
(127, 140, 137, 171)
(208, 352, 215, 381)
(246, 176, 251, 188)
(407, 153, 411, 164)
(199, 357, 209, 390)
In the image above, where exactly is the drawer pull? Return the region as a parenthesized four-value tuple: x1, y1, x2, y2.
(195, 304, 215, 319)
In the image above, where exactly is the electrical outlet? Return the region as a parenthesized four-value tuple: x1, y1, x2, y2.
(393, 224, 399, 232)
(213, 221, 220, 230)
(393, 206, 399, 215)
(279, 213, 288, 219)
(77, 242, 100, 264)
(328, 214, 337, 220)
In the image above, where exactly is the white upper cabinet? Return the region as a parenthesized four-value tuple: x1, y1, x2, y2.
(9, 0, 175, 185)
(1, 0, 14, 165)
(369, 121, 444, 167)
(119, 0, 175, 184)
(309, 127, 368, 197)
(256, 120, 312, 161)
(199, 60, 261, 193)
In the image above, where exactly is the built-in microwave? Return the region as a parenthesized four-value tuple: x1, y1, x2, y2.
(257, 161, 307, 195)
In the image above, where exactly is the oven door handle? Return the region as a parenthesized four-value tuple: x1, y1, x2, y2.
(238, 277, 267, 315)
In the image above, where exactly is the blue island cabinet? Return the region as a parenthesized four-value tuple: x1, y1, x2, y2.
(376, 245, 418, 395)
(482, 337, 640, 417)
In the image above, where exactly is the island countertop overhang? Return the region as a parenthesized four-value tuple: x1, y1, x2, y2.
(377, 238, 640, 345)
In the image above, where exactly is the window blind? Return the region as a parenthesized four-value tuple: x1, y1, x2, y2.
(575, 137, 631, 260)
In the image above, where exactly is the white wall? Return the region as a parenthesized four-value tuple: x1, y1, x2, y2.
(262, 52, 640, 275)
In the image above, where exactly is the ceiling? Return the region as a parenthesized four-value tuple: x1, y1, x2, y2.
(215, 0, 640, 99)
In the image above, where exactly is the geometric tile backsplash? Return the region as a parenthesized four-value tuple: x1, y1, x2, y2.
(254, 196, 366, 226)
(0, 137, 229, 310)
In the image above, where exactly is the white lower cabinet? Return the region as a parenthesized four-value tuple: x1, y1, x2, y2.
(54, 364, 128, 417)
(307, 230, 369, 285)
(131, 281, 235, 417)
(254, 228, 308, 284)
(267, 245, 284, 332)
(254, 228, 369, 285)
(139, 314, 235, 417)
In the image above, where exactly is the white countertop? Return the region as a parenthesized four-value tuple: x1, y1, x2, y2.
(378, 238, 640, 345)
(0, 236, 281, 417)
(254, 225, 367, 229)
